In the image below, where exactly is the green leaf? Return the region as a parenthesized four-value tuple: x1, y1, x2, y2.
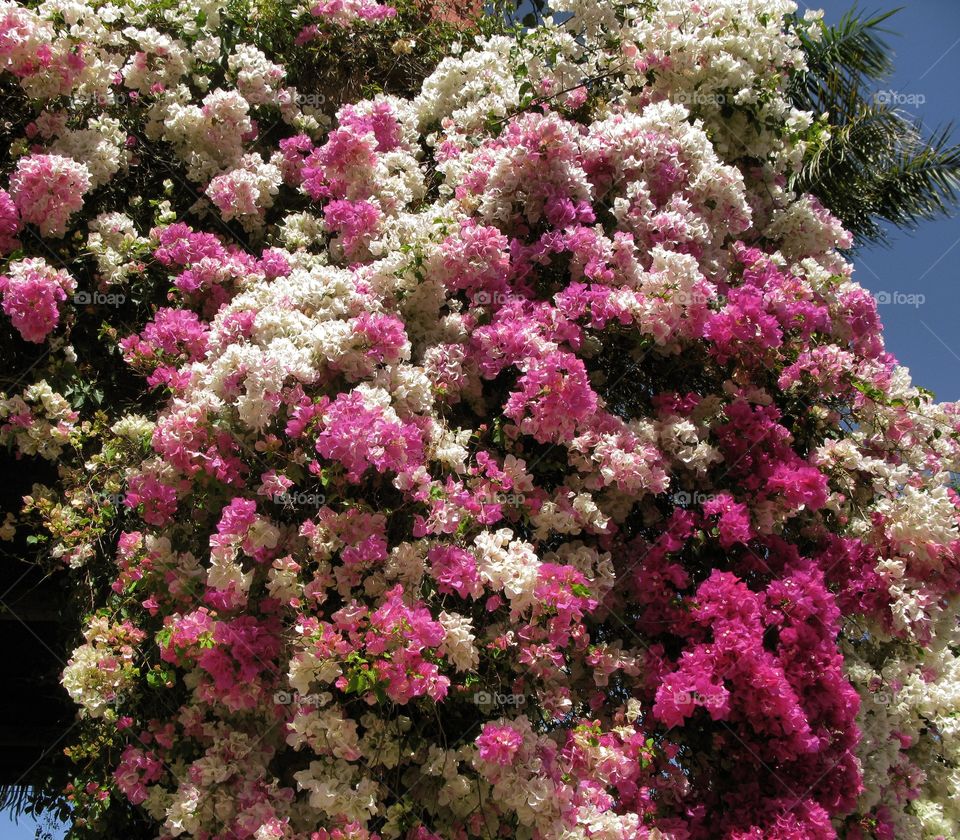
(791, 7, 960, 245)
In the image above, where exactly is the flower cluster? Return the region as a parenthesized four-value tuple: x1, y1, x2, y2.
(0, 380, 79, 459)
(0, 257, 76, 343)
(9, 154, 91, 237)
(62, 617, 147, 718)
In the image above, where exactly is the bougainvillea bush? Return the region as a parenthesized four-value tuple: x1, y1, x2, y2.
(3, 0, 960, 837)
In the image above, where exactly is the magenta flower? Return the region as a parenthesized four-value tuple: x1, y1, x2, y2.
(476, 722, 524, 766)
(0, 258, 75, 343)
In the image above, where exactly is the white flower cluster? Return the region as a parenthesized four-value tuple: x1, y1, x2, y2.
(62, 616, 143, 718)
(473, 528, 542, 615)
(415, 36, 522, 135)
(228, 44, 286, 107)
(152, 88, 254, 182)
(846, 618, 960, 838)
(0, 381, 78, 459)
(50, 115, 128, 187)
(87, 212, 150, 285)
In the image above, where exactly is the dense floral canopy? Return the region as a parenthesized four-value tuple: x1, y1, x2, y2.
(1, 0, 959, 838)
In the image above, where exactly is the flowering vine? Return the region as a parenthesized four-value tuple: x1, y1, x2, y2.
(1, 0, 959, 839)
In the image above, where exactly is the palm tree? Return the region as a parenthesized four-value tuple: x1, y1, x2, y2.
(789, 5, 960, 247)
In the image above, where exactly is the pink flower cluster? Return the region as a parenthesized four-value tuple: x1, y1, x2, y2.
(0, 3, 86, 95)
(120, 307, 210, 389)
(0, 188, 20, 254)
(315, 391, 424, 482)
(114, 745, 163, 805)
(0, 257, 76, 342)
(9, 153, 90, 237)
(152, 222, 263, 315)
(475, 721, 524, 765)
(309, 0, 396, 27)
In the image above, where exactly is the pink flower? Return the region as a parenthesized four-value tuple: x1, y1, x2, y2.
(310, 0, 396, 26)
(0, 188, 21, 254)
(114, 746, 163, 805)
(351, 312, 408, 364)
(316, 391, 424, 481)
(9, 154, 91, 237)
(124, 474, 178, 526)
(476, 722, 524, 766)
(702, 492, 753, 547)
(338, 100, 404, 152)
(503, 351, 597, 443)
(278, 134, 315, 185)
(428, 545, 482, 599)
(323, 199, 381, 257)
(0, 258, 76, 343)
(120, 307, 210, 376)
(766, 463, 829, 512)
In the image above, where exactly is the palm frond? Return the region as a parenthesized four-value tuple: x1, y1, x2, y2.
(790, 5, 960, 246)
(800, 104, 907, 182)
(0, 783, 34, 819)
(873, 123, 960, 227)
(791, 5, 899, 116)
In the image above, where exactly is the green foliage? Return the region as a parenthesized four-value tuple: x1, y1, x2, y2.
(789, 5, 960, 245)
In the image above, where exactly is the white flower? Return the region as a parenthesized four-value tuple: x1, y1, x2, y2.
(438, 611, 480, 672)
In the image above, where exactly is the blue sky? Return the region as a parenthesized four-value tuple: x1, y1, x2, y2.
(0, 810, 64, 840)
(813, 0, 960, 400)
(1, 2, 958, 838)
